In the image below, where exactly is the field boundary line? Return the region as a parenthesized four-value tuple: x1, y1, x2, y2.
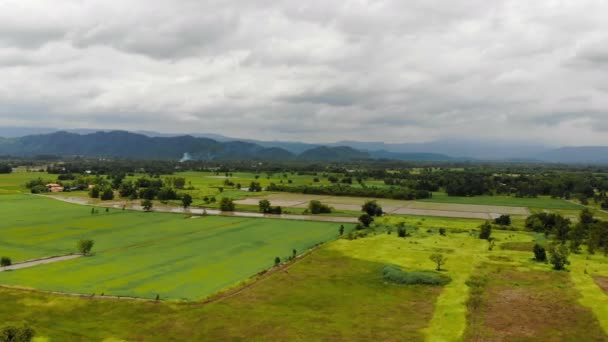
(201, 243, 323, 305)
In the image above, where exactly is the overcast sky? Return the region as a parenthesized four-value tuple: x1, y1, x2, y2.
(1, 1, 607, 145)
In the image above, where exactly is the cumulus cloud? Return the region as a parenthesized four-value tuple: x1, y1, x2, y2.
(0, 0, 607, 145)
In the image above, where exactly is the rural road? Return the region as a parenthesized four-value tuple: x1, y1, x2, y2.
(0, 254, 83, 272)
(40, 195, 359, 224)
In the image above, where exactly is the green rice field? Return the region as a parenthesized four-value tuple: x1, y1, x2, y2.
(0, 194, 349, 300)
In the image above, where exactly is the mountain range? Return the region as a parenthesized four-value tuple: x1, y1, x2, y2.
(0, 127, 606, 164)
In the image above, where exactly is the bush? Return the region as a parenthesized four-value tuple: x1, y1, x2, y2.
(382, 265, 450, 286)
(397, 227, 407, 237)
(358, 213, 373, 227)
(494, 215, 511, 226)
(0, 256, 11, 267)
(219, 197, 235, 211)
(308, 200, 331, 214)
(0, 324, 35, 342)
(100, 187, 114, 201)
(533, 243, 547, 262)
(548, 243, 570, 270)
(77, 239, 95, 255)
(479, 221, 492, 240)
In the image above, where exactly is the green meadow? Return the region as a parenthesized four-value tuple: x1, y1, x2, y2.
(0, 194, 348, 300)
(420, 191, 582, 209)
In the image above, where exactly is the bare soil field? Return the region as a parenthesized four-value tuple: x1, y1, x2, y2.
(236, 194, 529, 220)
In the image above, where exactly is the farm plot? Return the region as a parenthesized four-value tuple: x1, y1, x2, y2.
(236, 193, 529, 220)
(0, 194, 348, 300)
(464, 264, 607, 341)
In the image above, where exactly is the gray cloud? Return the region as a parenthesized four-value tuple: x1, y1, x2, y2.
(0, 0, 608, 145)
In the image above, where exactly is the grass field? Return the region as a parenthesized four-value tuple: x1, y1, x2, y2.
(1, 203, 608, 340)
(421, 192, 583, 209)
(0, 194, 349, 300)
(0, 247, 441, 341)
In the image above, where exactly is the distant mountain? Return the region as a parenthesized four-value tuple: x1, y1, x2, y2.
(298, 146, 371, 161)
(369, 150, 457, 161)
(2, 127, 608, 164)
(0, 131, 296, 161)
(536, 147, 608, 164)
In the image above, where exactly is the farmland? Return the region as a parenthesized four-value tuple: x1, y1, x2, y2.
(0, 194, 349, 300)
(2, 165, 608, 340)
(2, 212, 608, 340)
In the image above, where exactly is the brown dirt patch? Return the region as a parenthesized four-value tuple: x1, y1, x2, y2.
(593, 276, 608, 294)
(464, 264, 607, 341)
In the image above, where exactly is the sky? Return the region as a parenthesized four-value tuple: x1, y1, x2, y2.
(1, 0, 607, 145)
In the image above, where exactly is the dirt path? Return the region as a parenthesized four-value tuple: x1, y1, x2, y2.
(41, 195, 359, 223)
(0, 254, 82, 272)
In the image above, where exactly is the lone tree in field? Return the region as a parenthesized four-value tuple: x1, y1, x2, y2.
(78, 239, 95, 256)
(0, 256, 11, 267)
(181, 194, 193, 209)
(141, 199, 153, 212)
(259, 199, 271, 213)
(358, 214, 374, 228)
(429, 253, 447, 271)
(219, 197, 235, 211)
(362, 200, 383, 217)
(339, 225, 345, 235)
(494, 215, 511, 226)
(274, 257, 281, 266)
(533, 243, 547, 262)
(479, 221, 492, 240)
(548, 243, 570, 270)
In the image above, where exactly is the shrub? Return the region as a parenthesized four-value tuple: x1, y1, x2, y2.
(439, 228, 446, 236)
(382, 265, 450, 285)
(533, 243, 547, 262)
(479, 221, 492, 240)
(548, 243, 570, 270)
(0, 256, 11, 267)
(358, 214, 373, 227)
(0, 324, 35, 342)
(308, 200, 331, 214)
(219, 197, 235, 211)
(78, 239, 95, 255)
(494, 215, 511, 226)
(397, 227, 407, 237)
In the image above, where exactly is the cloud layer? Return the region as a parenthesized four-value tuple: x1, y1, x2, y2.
(1, 0, 608, 145)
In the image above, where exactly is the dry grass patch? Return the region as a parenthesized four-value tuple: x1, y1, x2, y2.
(464, 264, 607, 341)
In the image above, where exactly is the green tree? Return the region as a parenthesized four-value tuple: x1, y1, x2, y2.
(274, 257, 281, 266)
(479, 221, 492, 240)
(181, 194, 193, 209)
(339, 225, 345, 235)
(0, 256, 11, 267)
(259, 199, 271, 213)
(358, 213, 373, 227)
(493, 215, 511, 226)
(429, 253, 447, 271)
(308, 200, 331, 214)
(100, 187, 114, 201)
(141, 199, 153, 212)
(77, 239, 94, 255)
(533, 244, 547, 262)
(219, 197, 235, 211)
(88, 186, 100, 199)
(362, 200, 383, 217)
(548, 243, 570, 270)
